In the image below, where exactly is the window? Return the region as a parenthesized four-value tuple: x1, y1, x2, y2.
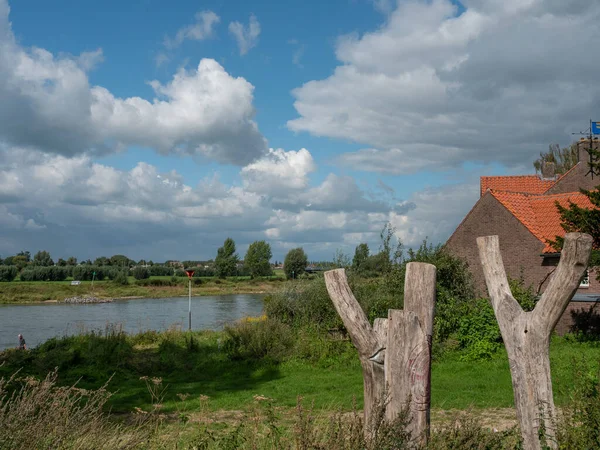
(580, 269, 590, 288)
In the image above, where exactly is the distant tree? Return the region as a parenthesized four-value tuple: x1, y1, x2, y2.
(110, 254, 132, 267)
(3, 256, 13, 266)
(0, 255, 3, 265)
(66, 256, 78, 266)
(533, 143, 578, 175)
(32, 250, 54, 267)
(11, 255, 29, 271)
(333, 249, 351, 269)
(352, 243, 370, 271)
(215, 238, 239, 278)
(17, 251, 31, 262)
(284, 248, 308, 279)
(57, 258, 67, 266)
(132, 266, 149, 280)
(94, 256, 110, 266)
(244, 241, 273, 278)
(0, 266, 18, 282)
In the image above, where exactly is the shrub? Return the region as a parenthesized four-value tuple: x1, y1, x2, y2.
(135, 278, 177, 287)
(72, 265, 105, 281)
(19, 267, 68, 282)
(0, 265, 18, 282)
(223, 318, 294, 362)
(132, 266, 149, 280)
(112, 269, 129, 285)
(148, 265, 174, 277)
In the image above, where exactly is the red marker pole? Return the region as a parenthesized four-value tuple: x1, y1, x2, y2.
(185, 270, 195, 330)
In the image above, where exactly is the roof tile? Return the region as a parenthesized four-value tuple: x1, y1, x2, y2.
(481, 175, 557, 197)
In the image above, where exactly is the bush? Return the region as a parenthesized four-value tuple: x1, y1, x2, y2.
(223, 318, 295, 362)
(19, 267, 68, 282)
(284, 247, 308, 279)
(0, 265, 18, 282)
(132, 266, 149, 280)
(148, 265, 174, 277)
(112, 270, 129, 286)
(72, 265, 105, 281)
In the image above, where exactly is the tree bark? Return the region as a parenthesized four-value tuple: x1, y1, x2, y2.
(325, 262, 436, 443)
(324, 269, 386, 437)
(477, 233, 592, 450)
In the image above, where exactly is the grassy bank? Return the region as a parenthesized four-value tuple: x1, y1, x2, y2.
(0, 276, 285, 303)
(1, 329, 598, 414)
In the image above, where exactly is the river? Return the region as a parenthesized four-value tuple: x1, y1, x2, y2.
(0, 294, 265, 351)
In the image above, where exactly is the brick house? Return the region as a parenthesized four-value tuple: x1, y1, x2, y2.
(446, 139, 600, 334)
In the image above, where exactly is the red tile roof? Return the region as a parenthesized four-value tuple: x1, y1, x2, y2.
(480, 175, 557, 197)
(489, 190, 593, 253)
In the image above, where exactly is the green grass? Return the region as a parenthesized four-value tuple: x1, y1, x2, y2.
(1, 329, 599, 416)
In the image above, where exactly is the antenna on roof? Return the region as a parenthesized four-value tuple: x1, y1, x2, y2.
(571, 119, 599, 179)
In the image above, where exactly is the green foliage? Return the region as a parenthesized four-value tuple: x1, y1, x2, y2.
(283, 247, 308, 279)
(10, 255, 29, 271)
(31, 250, 53, 267)
(223, 318, 295, 362)
(265, 277, 342, 331)
(66, 256, 77, 266)
(0, 266, 18, 282)
(148, 265, 174, 277)
(244, 240, 273, 278)
(112, 269, 129, 285)
(352, 243, 370, 272)
(215, 238, 239, 278)
(72, 265, 105, 281)
(109, 254, 133, 267)
(456, 298, 501, 361)
(56, 258, 66, 266)
(94, 256, 110, 266)
(132, 266, 150, 280)
(19, 267, 68, 282)
(533, 142, 578, 175)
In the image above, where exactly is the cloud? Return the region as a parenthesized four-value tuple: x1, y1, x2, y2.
(288, 0, 600, 174)
(163, 10, 220, 49)
(229, 14, 261, 55)
(0, 1, 266, 165)
(0, 146, 408, 260)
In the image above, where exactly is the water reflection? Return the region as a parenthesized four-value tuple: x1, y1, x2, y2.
(0, 294, 264, 351)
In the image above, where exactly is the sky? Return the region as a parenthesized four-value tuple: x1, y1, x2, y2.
(1, 0, 599, 263)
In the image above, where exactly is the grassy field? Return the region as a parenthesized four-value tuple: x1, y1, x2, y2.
(1, 329, 598, 415)
(0, 274, 286, 303)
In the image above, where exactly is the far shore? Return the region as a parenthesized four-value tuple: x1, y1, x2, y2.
(0, 277, 285, 304)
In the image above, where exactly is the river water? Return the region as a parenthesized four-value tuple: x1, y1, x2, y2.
(0, 294, 264, 351)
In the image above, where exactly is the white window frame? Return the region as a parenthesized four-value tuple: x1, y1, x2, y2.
(580, 269, 590, 288)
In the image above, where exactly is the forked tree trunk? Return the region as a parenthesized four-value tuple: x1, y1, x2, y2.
(324, 262, 436, 443)
(477, 233, 592, 450)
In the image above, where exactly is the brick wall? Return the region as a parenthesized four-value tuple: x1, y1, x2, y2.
(446, 193, 550, 295)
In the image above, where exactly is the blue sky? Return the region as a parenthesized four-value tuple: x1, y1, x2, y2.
(1, 0, 599, 262)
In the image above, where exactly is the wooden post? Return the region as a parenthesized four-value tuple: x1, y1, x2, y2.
(477, 233, 592, 450)
(325, 262, 436, 443)
(324, 269, 386, 437)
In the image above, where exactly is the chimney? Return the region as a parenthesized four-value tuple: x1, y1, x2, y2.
(540, 161, 555, 179)
(577, 137, 600, 163)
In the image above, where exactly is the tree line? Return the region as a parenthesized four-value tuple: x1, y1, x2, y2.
(0, 239, 313, 282)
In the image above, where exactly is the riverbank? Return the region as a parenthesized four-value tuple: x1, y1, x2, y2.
(0, 277, 285, 304)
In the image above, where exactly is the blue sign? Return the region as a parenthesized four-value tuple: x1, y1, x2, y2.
(593, 122, 600, 135)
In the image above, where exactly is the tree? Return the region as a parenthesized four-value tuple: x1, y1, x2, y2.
(32, 250, 54, 266)
(215, 238, 239, 278)
(244, 241, 273, 278)
(17, 251, 31, 262)
(110, 254, 132, 267)
(94, 256, 110, 266)
(57, 258, 67, 266)
(352, 243, 370, 271)
(284, 248, 308, 279)
(533, 143, 578, 175)
(66, 256, 77, 266)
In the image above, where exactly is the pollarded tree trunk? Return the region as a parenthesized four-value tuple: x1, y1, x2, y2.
(325, 262, 436, 443)
(324, 269, 387, 437)
(477, 233, 592, 450)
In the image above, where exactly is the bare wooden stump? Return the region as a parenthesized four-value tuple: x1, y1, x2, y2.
(324, 262, 436, 443)
(477, 233, 592, 450)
